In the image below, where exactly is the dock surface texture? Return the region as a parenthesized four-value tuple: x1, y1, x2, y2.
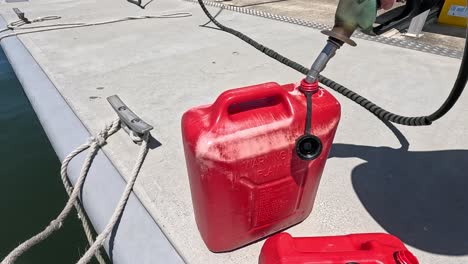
(1, 0, 467, 263)
(216, 0, 467, 52)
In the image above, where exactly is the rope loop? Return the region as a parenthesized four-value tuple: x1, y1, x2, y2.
(87, 119, 120, 146)
(88, 135, 107, 147)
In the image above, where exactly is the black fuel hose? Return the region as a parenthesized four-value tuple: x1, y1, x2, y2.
(427, 36, 468, 121)
(197, 0, 467, 126)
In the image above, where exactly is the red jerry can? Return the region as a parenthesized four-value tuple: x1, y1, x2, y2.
(259, 232, 419, 264)
(181, 82, 340, 252)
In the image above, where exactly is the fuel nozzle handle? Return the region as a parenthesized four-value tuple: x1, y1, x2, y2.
(333, 0, 379, 36)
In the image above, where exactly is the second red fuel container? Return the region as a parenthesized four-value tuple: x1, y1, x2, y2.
(259, 232, 419, 264)
(182, 82, 341, 252)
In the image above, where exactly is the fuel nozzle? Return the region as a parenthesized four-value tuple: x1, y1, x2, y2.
(303, 0, 378, 84)
(303, 38, 345, 84)
(296, 27, 361, 160)
(296, 0, 378, 160)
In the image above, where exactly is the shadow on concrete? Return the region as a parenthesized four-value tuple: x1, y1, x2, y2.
(148, 134, 162, 149)
(329, 121, 468, 255)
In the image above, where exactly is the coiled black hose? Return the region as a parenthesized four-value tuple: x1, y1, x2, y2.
(197, 0, 467, 126)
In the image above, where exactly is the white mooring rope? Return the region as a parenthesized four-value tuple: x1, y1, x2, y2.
(77, 132, 150, 264)
(60, 143, 108, 264)
(0, 12, 193, 40)
(1, 118, 151, 264)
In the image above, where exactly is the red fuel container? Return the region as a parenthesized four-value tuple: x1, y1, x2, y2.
(259, 233, 419, 264)
(181, 82, 340, 252)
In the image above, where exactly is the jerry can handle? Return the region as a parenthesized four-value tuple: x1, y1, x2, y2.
(211, 82, 294, 124)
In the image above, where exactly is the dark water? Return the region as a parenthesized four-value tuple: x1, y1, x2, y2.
(0, 48, 101, 263)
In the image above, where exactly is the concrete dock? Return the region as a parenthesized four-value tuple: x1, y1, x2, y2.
(220, 0, 467, 52)
(1, 0, 467, 263)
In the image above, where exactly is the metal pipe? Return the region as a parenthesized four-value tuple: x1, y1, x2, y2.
(304, 39, 342, 83)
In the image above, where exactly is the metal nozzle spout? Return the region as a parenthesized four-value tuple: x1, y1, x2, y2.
(304, 39, 343, 84)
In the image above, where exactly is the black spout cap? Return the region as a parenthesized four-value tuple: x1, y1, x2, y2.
(295, 134, 323, 160)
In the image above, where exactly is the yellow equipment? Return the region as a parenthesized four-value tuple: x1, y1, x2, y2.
(438, 0, 467, 27)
